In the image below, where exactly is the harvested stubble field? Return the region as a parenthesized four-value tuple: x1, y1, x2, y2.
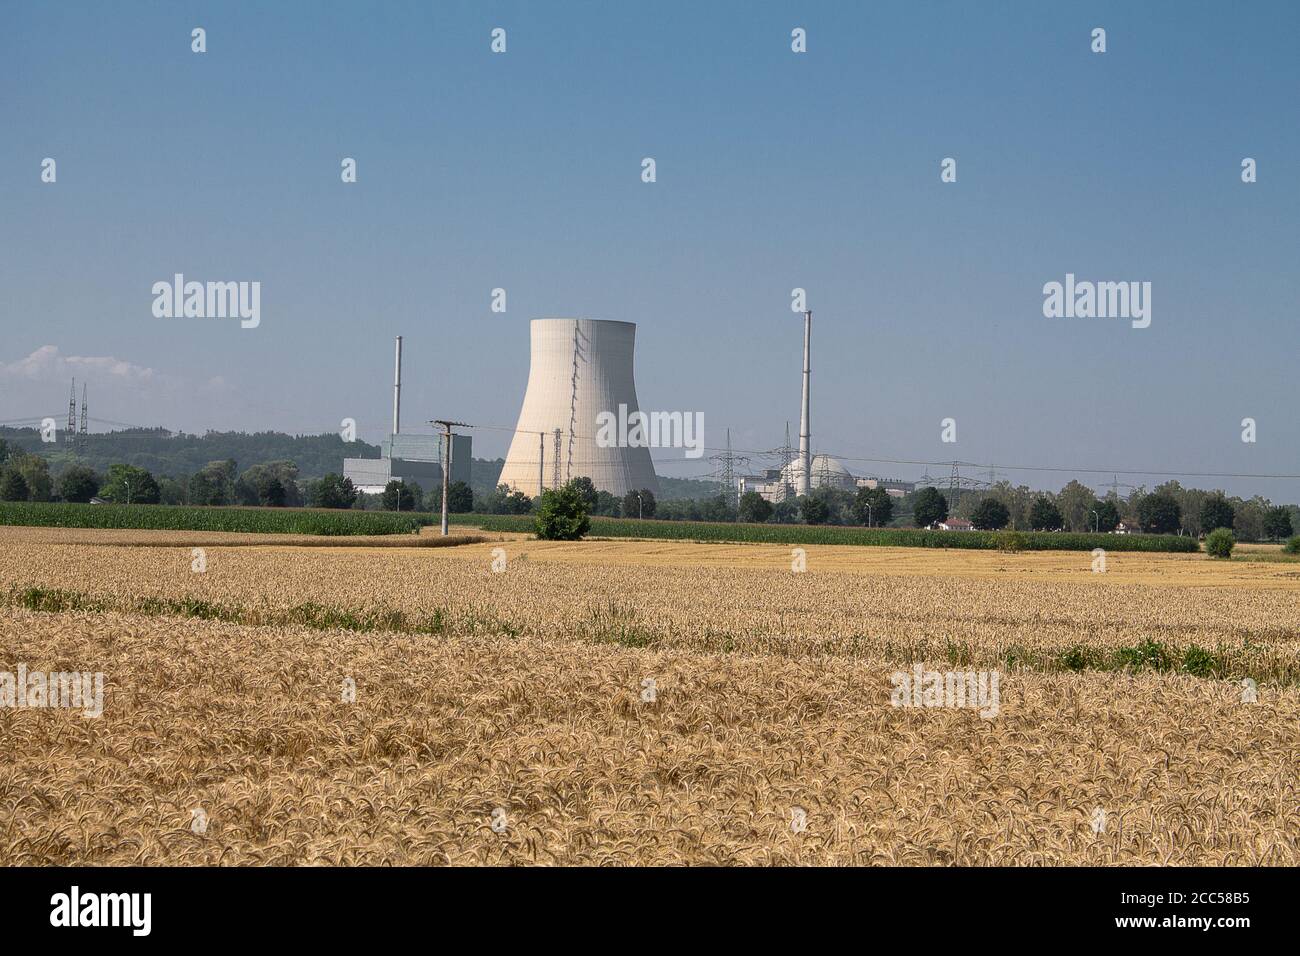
(0, 526, 1296, 865)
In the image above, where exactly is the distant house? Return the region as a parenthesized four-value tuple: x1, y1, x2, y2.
(937, 518, 975, 531)
(88, 497, 108, 505)
(1113, 520, 1139, 535)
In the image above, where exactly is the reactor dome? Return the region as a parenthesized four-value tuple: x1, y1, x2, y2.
(781, 454, 856, 491)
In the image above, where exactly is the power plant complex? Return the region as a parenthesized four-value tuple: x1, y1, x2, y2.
(343, 314, 912, 504)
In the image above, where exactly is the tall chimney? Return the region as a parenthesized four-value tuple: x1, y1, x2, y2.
(798, 310, 811, 497)
(392, 335, 403, 435)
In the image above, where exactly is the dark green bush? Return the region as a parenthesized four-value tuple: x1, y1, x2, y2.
(1205, 527, 1235, 559)
(534, 483, 591, 541)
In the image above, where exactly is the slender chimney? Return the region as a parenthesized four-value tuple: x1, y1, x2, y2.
(392, 335, 403, 435)
(798, 310, 811, 496)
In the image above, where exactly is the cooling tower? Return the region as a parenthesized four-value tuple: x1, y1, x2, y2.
(499, 318, 660, 498)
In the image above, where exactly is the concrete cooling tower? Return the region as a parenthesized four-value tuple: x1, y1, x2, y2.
(499, 318, 660, 498)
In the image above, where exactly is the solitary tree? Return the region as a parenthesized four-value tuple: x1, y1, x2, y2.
(535, 481, 591, 540)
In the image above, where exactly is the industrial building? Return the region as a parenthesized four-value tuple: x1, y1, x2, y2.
(499, 318, 659, 497)
(342, 336, 471, 494)
(737, 457, 914, 503)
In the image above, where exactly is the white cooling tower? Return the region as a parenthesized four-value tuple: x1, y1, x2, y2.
(499, 318, 660, 498)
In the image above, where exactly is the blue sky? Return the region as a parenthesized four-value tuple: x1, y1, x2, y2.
(2, 1, 1296, 498)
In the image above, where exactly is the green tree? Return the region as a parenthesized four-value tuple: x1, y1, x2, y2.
(260, 477, 287, 507)
(1231, 496, 1268, 542)
(1199, 494, 1235, 534)
(381, 479, 416, 511)
(447, 481, 473, 513)
(1056, 480, 1095, 532)
(569, 476, 599, 511)
(57, 465, 100, 503)
(852, 486, 893, 527)
(157, 475, 188, 505)
(1136, 491, 1181, 534)
(1263, 506, 1293, 541)
(0, 469, 29, 501)
(5, 453, 52, 501)
(1205, 527, 1235, 559)
(593, 490, 621, 517)
(1090, 498, 1121, 533)
(535, 482, 591, 540)
(189, 460, 237, 505)
(737, 490, 773, 523)
(698, 494, 737, 522)
(971, 497, 1011, 530)
(310, 473, 357, 509)
(622, 488, 656, 519)
(1029, 497, 1063, 531)
(800, 495, 830, 525)
(100, 464, 160, 504)
(912, 487, 948, 528)
(236, 460, 302, 507)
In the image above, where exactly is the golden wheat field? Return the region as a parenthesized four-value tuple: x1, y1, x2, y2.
(0, 525, 1296, 865)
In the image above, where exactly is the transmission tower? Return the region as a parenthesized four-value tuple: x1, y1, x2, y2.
(66, 379, 77, 445)
(708, 428, 750, 507)
(721, 429, 736, 502)
(79, 383, 88, 454)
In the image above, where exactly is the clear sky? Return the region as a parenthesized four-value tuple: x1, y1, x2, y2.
(2, 1, 1296, 499)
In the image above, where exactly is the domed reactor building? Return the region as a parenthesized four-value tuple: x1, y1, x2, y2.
(498, 318, 660, 498)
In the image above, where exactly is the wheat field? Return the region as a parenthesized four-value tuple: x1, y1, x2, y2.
(0, 526, 1296, 865)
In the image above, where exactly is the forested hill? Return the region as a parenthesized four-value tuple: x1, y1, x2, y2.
(0, 427, 378, 480)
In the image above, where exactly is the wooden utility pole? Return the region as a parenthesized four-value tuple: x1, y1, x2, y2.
(432, 420, 468, 535)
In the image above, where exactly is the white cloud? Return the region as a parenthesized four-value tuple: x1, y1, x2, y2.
(0, 345, 157, 382)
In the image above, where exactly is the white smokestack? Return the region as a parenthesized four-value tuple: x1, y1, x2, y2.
(798, 310, 811, 497)
(392, 335, 402, 435)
